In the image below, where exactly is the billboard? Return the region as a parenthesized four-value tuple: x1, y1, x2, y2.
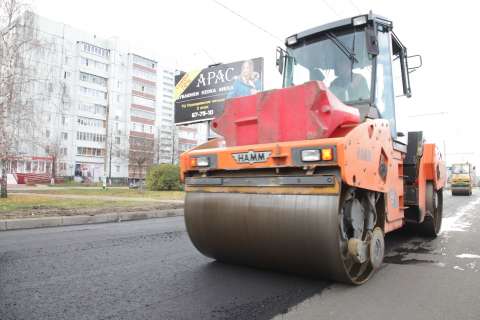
(174, 57, 264, 125)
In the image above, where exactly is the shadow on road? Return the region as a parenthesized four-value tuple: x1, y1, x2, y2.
(197, 261, 330, 320)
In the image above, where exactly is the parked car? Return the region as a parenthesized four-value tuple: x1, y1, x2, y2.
(128, 180, 145, 189)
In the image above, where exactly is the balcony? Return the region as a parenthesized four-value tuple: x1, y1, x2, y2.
(132, 90, 155, 101)
(131, 104, 155, 113)
(133, 63, 156, 73)
(132, 76, 156, 86)
(131, 116, 155, 125)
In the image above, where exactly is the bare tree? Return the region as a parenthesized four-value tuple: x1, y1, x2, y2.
(129, 133, 156, 181)
(39, 82, 71, 181)
(0, 0, 41, 198)
(42, 132, 62, 180)
(106, 128, 129, 185)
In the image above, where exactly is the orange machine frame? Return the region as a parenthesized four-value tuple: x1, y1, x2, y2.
(180, 119, 445, 234)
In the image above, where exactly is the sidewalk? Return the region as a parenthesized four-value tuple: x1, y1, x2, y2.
(0, 208, 184, 231)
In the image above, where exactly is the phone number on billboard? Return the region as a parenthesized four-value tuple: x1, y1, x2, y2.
(191, 110, 214, 118)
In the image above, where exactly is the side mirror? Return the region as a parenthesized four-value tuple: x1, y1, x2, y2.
(407, 55, 422, 73)
(276, 47, 285, 74)
(397, 131, 405, 137)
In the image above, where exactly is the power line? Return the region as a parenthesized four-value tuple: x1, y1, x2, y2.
(211, 0, 283, 44)
(347, 0, 362, 14)
(321, 0, 340, 17)
(407, 112, 448, 118)
(200, 48, 216, 64)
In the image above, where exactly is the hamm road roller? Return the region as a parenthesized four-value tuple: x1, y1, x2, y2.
(179, 13, 446, 284)
(450, 163, 476, 196)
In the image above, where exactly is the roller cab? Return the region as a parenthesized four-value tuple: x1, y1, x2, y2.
(180, 13, 445, 284)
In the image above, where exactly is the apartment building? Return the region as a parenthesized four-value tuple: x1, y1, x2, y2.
(175, 123, 209, 163)
(4, 13, 175, 183)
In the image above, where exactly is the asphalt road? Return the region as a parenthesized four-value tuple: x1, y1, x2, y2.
(1, 190, 479, 320)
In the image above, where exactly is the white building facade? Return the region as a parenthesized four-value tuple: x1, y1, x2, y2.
(175, 123, 209, 163)
(8, 13, 175, 183)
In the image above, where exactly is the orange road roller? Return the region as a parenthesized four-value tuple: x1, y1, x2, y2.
(179, 13, 446, 284)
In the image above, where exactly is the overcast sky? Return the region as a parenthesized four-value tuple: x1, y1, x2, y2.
(33, 0, 479, 167)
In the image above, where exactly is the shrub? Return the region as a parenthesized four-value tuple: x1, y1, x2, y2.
(146, 164, 181, 191)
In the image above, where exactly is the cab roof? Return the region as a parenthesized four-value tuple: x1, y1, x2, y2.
(286, 12, 392, 45)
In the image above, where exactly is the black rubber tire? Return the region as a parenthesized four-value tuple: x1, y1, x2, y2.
(420, 183, 443, 237)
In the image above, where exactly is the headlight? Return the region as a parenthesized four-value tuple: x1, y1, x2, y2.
(191, 156, 209, 167)
(352, 15, 367, 26)
(286, 35, 298, 46)
(301, 149, 321, 162)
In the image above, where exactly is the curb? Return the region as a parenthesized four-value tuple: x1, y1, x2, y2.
(0, 208, 183, 232)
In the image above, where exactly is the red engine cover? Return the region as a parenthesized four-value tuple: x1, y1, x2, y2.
(212, 81, 360, 147)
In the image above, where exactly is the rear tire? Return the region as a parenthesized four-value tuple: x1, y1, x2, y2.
(420, 183, 443, 237)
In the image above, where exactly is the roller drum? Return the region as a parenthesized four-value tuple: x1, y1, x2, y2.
(185, 192, 354, 283)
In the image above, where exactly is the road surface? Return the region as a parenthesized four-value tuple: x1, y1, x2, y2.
(1, 190, 479, 320)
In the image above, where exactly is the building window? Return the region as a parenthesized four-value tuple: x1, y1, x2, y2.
(61, 132, 68, 140)
(115, 165, 120, 173)
(60, 147, 68, 156)
(78, 103, 106, 115)
(77, 147, 105, 157)
(79, 86, 107, 100)
(133, 67, 156, 81)
(133, 80, 155, 94)
(115, 137, 120, 144)
(131, 108, 155, 120)
(61, 116, 66, 125)
(79, 72, 107, 87)
(132, 95, 155, 108)
(76, 131, 105, 142)
(80, 57, 109, 71)
(77, 117, 105, 128)
(133, 54, 156, 69)
(45, 129, 50, 138)
(80, 42, 110, 58)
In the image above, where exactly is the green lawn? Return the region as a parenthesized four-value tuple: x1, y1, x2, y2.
(13, 188, 185, 200)
(0, 194, 149, 213)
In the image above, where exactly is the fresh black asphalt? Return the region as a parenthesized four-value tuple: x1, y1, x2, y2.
(1, 191, 479, 320)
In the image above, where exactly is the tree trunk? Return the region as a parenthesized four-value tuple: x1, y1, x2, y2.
(1, 159, 7, 198)
(51, 155, 56, 180)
